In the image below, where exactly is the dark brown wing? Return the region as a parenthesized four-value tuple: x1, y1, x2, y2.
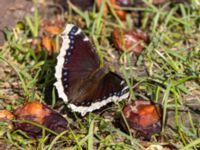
(63, 29, 102, 102)
(68, 72, 129, 116)
(55, 24, 100, 103)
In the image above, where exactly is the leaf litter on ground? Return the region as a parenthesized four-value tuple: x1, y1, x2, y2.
(0, 0, 199, 149)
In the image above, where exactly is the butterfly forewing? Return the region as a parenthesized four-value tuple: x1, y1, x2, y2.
(60, 25, 101, 101)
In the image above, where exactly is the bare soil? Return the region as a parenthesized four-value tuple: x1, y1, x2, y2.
(0, 0, 34, 45)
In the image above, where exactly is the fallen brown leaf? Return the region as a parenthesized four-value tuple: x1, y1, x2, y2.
(13, 101, 68, 138)
(0, 110, 14, 121)
(113, 28, 148, 55)
(96, 0, 127, 20)
(122, 100, 162, 140)
(43, 25, 62, 35)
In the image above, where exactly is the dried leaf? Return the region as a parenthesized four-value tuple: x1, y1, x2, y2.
(0, 110, 14, 121)
(96, 0, 127, 20)
(123, 100, 162, 140)
(43, 25, 62, 35)
(13, 101, 68, 138)
(113, 28, 148, 55)
(96, 0, 108, 16)
(42, 36, 54, 54)
(110, 0, 127, 20)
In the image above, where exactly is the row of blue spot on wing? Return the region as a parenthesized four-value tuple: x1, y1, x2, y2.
(62, 26, 78, 91)
(77, 87, 129, 106)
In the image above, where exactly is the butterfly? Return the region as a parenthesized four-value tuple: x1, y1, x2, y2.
(54, 24, 129, 116)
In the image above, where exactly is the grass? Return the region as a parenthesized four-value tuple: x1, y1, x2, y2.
(0, 0, 200, 149)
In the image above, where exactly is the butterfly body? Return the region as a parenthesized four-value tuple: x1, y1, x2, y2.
(55, 24, 129, 116)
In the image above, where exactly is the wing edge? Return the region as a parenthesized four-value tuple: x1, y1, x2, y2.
(54, 24, 81, 103)
(68, 85, 129, 116)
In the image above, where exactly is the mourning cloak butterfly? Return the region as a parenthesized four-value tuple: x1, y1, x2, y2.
(55, 24, 129, 116)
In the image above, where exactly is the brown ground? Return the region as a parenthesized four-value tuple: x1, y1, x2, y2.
(0, 0, 34, 45)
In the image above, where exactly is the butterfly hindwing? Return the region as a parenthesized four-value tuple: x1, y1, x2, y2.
(68, 72, 129, 115)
